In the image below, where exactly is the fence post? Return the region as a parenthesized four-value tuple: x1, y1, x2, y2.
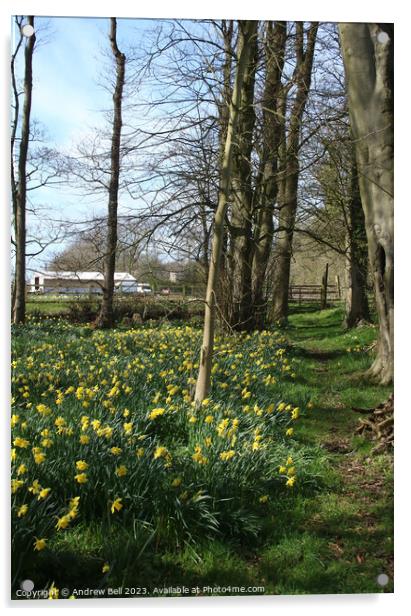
(335, 275, 341, 300)
(320, 263, 329, 310)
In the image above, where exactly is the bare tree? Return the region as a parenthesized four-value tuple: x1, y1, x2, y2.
(339, 23, 393, 384)
(95, 18, 126, 328)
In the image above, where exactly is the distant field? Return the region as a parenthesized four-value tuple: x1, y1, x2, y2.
(27, 301, 70, 314)
(26, 294, 205, 321)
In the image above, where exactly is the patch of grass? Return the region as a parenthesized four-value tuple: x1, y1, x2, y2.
(27, 301, 70, 315)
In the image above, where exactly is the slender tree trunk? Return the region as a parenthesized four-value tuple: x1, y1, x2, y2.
(217, 20, 234, 324)
(339, 23, 393, 384)
(228, 24, 258, 330)
(199, 197, 210, 285)
(96, 18, 126, 328)
(13, 17, 35, 325)
(251, 21, 287, 329)
(343, 154, 370, 327)
(195, 20, 258, 404)
(270, 22, 318, 324)
(11, 19, 24, 233)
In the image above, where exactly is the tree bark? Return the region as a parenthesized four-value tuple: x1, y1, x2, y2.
(195, 20, 258, 404)
(13, 17, 35, 325)
(96, 18, 126, 328)
(271, 22, 318, 324)
(343, 153, 370, 328)
(216, 20, 234, 324)
(339, 23, 393, 384)
(228, 23, 258, 330)
(251, 21, 287, 329)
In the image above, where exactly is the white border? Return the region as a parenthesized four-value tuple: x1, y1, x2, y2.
(1, 1, 408, 614)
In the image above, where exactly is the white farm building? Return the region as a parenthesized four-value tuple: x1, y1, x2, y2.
(30, 271, 145, 294)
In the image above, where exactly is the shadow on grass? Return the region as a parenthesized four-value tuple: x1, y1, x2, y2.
(290, 345, 347, 362)
(13, 540, 266, 598)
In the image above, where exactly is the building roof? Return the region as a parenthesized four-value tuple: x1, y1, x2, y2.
(34, 271, 137, 282)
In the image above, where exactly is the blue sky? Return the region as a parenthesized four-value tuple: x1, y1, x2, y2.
(12, 16, 164, 273)
(14, 17, 156, 145)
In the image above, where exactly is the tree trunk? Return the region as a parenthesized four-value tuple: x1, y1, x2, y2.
(271, 167, 298, 323)
(194, 20, 258, 404)
(216, 20, 234, 324)
(339, 23, 393, 384)
(343, 153, 370, 327)
(13, 17, 35, 325)
(252, 21, 287, 329)
(228, 24, 258, 330)
(270, 22, 318, 324)
(96, 18, 126, 329)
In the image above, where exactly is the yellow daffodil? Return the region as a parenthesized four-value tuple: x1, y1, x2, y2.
(11, 479, 24, 493)
(17, 464, 27, 476)
(76, 460, 88, 471)
(110, 498, 123, 514)
(17, 504, 28, 518)
(38, 487, 51, 500)
(220, 450, 235, 461)
(148, 407, 166, 420)
(115, 465, 127, 477)
(34, 537, 47, 551)
(13, 437, 30, 448)
(110, 447, 122, 456)
(56, 515, 71, 530)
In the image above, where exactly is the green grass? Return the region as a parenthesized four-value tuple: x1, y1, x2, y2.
(12, 305, 393, 597)
(259, 304, 394, 594)
(27, 301, 70, 314)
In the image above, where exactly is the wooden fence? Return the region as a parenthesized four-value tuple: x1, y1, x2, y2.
(289, 284, 342, 305)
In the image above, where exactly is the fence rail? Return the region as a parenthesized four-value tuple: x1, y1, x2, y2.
(288, 284, 342, 305)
